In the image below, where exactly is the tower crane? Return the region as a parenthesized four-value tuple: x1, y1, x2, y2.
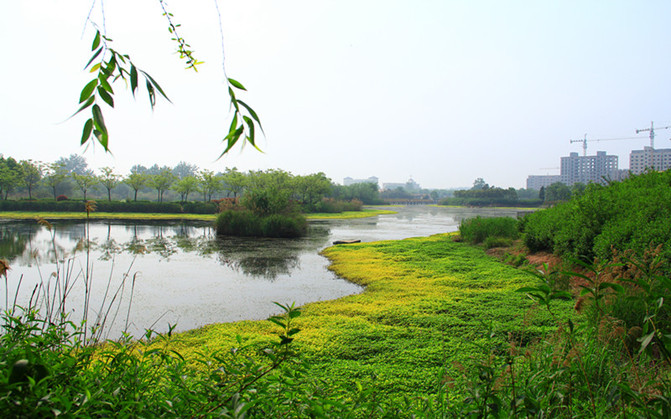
(570, 133, 646, 156)
(635, 121, 671, 149)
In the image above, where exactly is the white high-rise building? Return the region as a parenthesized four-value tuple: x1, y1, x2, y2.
(560, 151, 619, 186)
(629, 147, 671, 174)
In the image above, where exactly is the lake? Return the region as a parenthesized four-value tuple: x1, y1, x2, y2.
(0, 206, 521, 338)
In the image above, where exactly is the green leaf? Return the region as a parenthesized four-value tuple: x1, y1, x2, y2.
(85, 47, 104, 70)
(228, 78, 247, 91)
(92, 104, 107, 135)
(93, 129, 109, 151)
(92, 31, 101, 51)
(237, 100, 264, 133)
(228, 87, 239, 111)
(244, 116, 255, 144)
(71, 96, 96, 118)
(219, 127, 244, 158)
(141, 70, 171, 102)
(79, 79, 99, 103)
(98, 76, 113, 94)
(146, 80, 156, 108)
(130, 65, 138, 96)
(81, 119, 93, 145)
(228, 113, 238, 134)
(638, 332, 655, 354)
(97, 87, 114, 108)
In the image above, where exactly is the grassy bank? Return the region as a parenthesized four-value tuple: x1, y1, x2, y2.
(169, 233, 564, 404)
(0, 211, 217, 222)
(305, 208, 396, 219)
(0, 208, 394, 222)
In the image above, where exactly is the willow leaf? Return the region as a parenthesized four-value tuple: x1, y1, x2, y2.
(97, 87, 114, 108)
(228, 78, 247, 91)
(79, 79, 99, 103)
(81, 119, 93, 145)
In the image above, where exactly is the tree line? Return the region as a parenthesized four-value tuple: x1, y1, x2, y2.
(0, 154, 381, 210)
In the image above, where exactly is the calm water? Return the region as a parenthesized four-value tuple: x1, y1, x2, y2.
(0, 206, 520, 338)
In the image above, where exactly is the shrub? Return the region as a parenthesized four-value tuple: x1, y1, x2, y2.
(261, 213, 307, 238)
(459, 216, 519, 244)
(216, 210, 307, 238)
(483, 236, 513, 249)
(311, 198, 363, 213)
(55, 195, 68, 201)
(521, 171, 671, 268)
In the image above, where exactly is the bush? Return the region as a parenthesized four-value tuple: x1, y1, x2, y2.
(55, 195, 68, 201)
(521, 171, 671, 268)
(216, 210, 307, 238)
(261, 214, 307, 238)
(310, 198, 363, 213)
(459, 216, 519, 244)
(483, 236, 513, 249)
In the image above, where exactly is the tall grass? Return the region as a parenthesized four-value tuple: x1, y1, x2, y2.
(215, 209, 307, 238)
(458, 216, 520, 246)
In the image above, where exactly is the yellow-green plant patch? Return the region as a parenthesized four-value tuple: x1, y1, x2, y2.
(170, 232, 570, 403)
(306, 208, 396, 219)
(0, 211, 216, 222)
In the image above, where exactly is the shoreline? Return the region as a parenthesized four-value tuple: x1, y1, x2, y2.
(0, 208, 397, 222)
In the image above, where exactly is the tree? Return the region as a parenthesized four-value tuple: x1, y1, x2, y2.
(571, 182, 587, 197)
(43, 163, 68, 199)
(125, 172, 148, 201)
(544, 182, 571, 203)
(293, 173, 332, 208)
(72, 169, 98, 200)
(0, 156, 23, 200)
(98, 167, 121, 201)
(199, 170, 223, 201)
(172, 176, 200, 202)
(130, 164, 148, 175)
(472, 177, 489, 190)
(172, 161, 199, 180)
(242, 170, 295, 216)
(20, 160, 42, 200)
(55, 154, 88, 175)
(148, 169, 176, 203)
(221, 167, 246, 198)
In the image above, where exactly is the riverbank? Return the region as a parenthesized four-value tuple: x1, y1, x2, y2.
(0, 208, 395, 222)
(168, 233, 567, 406)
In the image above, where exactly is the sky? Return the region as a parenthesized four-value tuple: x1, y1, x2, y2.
(2, 1, 671, 189)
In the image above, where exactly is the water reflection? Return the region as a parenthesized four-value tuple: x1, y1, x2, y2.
(0, 220, 327, 280)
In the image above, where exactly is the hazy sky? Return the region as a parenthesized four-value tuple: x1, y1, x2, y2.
(2, 1, 671, 189)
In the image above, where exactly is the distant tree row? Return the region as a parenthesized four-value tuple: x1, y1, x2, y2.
(439, 178, 543, 207)
(0, 154, 383, 211)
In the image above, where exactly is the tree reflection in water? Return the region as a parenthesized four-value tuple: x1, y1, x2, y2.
(0, 220, 329, 281)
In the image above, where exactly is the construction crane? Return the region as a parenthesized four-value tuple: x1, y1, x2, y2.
(570, 133, 646, 156)
(635, 121, 671, 149)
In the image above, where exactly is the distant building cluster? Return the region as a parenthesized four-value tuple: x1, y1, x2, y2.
(343, 176, 423, 192)
(343, 176, 379, 186)
(527, 146, 671, 189)
(382, 178, 420, 192)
